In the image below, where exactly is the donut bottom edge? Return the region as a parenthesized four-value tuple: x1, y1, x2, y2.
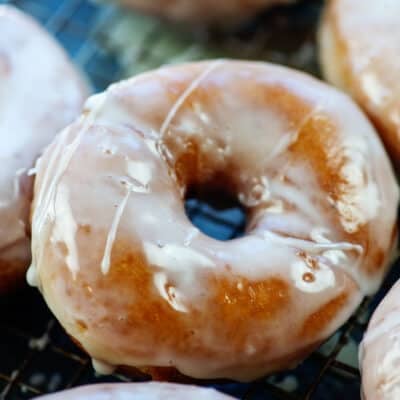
(69, 333, 321, 382)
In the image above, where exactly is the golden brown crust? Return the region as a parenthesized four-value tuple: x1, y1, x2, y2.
(300, 292, 350, 338)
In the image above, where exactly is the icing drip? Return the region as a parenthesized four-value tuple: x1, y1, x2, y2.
(101, 185, 132, 275)
(26, 264, 38, 287)
(336, 137, 380, 234)
(92, 358, 116, 375)
(37, 94, 106, 233)
(27, 166, 37, 176)
(184, 227, 199, 247)
(159, 60, 225, 137)
(100, 159, 154, 275)
(33, 93, 106, 277)
(52, 183, 80, 278)
(263, 229, 369, 294)
(144, 242, 215, 273)
(126, 160, 152, 187)
(262, 230, 363, 256)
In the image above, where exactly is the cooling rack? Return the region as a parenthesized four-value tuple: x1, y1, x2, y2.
(0, 0, 398, 399)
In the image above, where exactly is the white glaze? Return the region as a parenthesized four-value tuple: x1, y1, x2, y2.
(52, 184, 80, 279)
(360, 278, 400, 400)
(144, 242, 215, 273)
(26, 264, 38, 287)
(36, 383, 235, 400)
(160, 60, 224, 137)
(101, 185, 133, 275)
(126, 160, 153, 188)
(184, 227, 199, 247)
(30, 93, 105, 284)
(31, 61, 398, 381)
(0, 5, 88, 288)
(92, 359, 116, 375)
(290, 259, 335, 294)
(154, 272, 189, 312)
(336, 136, 380, 234)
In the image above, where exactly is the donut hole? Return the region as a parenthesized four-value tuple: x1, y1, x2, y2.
(184, 183, 246, 241)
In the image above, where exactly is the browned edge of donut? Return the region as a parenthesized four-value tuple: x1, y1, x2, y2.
(69, 333, 320, 382)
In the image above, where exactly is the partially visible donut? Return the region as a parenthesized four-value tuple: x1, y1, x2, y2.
(360, 278, 400, 400)
(29, 60, 398, 381)
(115, 0, 295, 23)
(36, 383, 234, 399)
(0, 5, 89, 291)
(318, 0, 400, 164)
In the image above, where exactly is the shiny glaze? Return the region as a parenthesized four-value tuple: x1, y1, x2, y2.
(360, 280, 400, 400)
(30, 61, 398, 380)
(0, 5, 88, 291)
(117, 0, 294, 23)
(319, 0, 400, 164)
(37, 383, 234, 400)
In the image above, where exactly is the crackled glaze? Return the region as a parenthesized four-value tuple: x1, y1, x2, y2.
(0, 5, 88, 291)
(116, 0, 295, 23)
(30, 61, 398, 381)
(37, 383, 234, 400)
(319, 0, 400, 163)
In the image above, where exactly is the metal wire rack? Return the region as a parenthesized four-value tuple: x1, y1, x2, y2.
(0, 0, 398, 399)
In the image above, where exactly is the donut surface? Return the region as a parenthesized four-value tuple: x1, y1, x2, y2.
(318, 0, 400, 164)
(0, 5, 88, 292)
(360, 278, 400, 400)
(37, 383, 234, 400)
(29, 60, 398, 381)
(116, 0, 294, 23)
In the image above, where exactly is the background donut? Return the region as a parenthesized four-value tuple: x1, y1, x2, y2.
(0, 5, 89, 292)
(360, 279, 400, 400)
(318, 1, 400, 398)
(318, 0, 400, 165)
(36, 382, 235, 400)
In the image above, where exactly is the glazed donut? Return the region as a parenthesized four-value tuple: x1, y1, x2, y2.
(360, 279, 400, 400)
(115, 0, 295, 23)
(36, 382, 234, 399)
(29, 60, 398, 381)
(318, 0, 400, 164)
(0, 6, 88, 292)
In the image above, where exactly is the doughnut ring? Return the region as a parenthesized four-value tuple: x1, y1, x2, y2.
(36, 382, 234, 400)
(29, 60, 398, 381)
(360, 278, 400, 400)
(318, 0, 400, 164)
(0, 5, 88, 292)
